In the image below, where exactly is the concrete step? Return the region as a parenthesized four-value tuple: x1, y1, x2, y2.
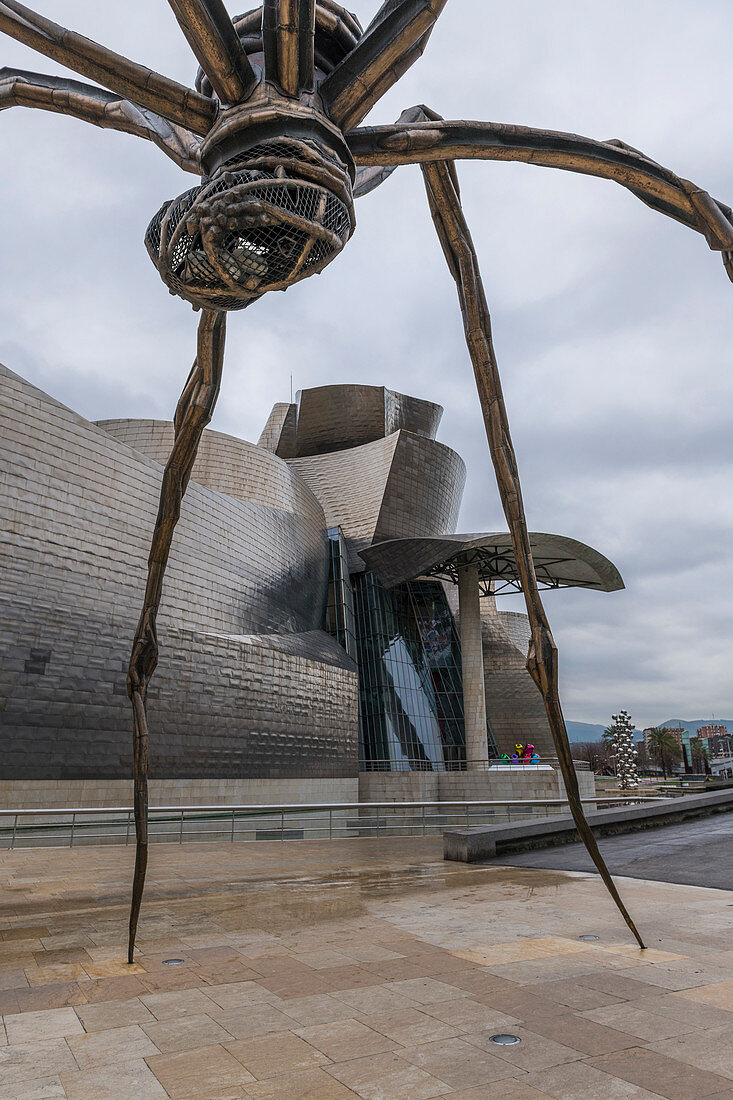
(443, 787, 733, 862)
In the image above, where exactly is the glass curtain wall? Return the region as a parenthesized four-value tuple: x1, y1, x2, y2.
(325, 528, 357, 658)
(353, 574, 477, 771)
(402, 580, 467, 766)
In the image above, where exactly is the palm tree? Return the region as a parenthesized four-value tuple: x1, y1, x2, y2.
(646, 728, 682, 779)
(689, 737, 710, 773)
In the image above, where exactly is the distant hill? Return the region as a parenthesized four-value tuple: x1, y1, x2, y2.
(566, 721, 611, 743)
(566, 718, 732, 744)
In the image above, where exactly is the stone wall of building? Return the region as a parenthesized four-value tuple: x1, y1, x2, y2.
(359, 766, 595, 804)
(0, 777, 358, 811)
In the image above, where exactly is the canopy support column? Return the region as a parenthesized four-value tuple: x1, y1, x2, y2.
(457, 563, 489, 771)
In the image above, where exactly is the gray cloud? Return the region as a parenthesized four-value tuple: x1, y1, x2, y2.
(1, 0, 731, 728)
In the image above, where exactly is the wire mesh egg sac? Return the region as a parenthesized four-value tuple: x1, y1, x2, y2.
(145, 156, 354, 311)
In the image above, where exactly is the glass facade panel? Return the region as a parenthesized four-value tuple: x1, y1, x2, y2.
(351, 573, 495, 770)
(325, 527, 357, 658)
(325, 546, 498, 771)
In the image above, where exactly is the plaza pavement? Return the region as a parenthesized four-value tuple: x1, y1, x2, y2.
(1, 837, 733, 1099)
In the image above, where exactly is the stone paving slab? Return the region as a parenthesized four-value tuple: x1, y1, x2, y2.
(1, 838, 733, 1097)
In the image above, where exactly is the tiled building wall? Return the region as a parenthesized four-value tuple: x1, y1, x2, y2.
(444, 584, 556, 758)
(259, 386, 444, 462)
(0, 365, 359, 784)
(291, 431, 465, 570)
(479, 593, 556, 758)
(295, 385, 388, 456)
(257, 402, 297, 458)
(384, 388, 442, 441)
(293, 384, 443, 456)
(497, 610, 532, 653)
(97, 419, 319, 523)
(289, 434, 400, 566)
(374, 433, 465, 545)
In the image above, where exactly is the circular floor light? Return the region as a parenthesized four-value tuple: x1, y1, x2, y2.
(162, 958, 184, 965)
(489, 1034, 521, 1046)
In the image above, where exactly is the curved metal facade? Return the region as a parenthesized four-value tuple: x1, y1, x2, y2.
(258, 383, 444, 459)
(0, 365, 358, 781)
(0, 368, 622, 784)
(360, 532, 625, 594)
(290, 431, 466, 569)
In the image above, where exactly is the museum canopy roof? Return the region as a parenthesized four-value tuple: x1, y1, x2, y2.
(359, 532, 624, 595)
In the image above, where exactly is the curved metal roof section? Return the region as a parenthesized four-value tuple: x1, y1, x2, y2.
(359, 532, 624, 595)
(258, 384, 444, 459)
(296, 384, 443, 456)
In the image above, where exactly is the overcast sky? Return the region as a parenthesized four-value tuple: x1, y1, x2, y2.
(2, 1, 732, 728)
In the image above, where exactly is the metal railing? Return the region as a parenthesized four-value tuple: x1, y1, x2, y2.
(360, 757, 591, 771)
(0, 794, 665, 850)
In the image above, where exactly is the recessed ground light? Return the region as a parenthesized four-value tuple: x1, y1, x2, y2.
(162, 958, 184, 965)
(579, 935, 600, 941)
(490, 1034, 521, 1046)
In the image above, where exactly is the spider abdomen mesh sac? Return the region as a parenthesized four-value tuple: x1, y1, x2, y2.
(145, 143, 354, 311)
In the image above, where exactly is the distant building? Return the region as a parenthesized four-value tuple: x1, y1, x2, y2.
(643, 727, 686, 752)
(707, 733, 733, 757)
(711, 754, 733, 779)
(697, 724, 728, 741)
(643, 724, 732, 773)
(663, 728, 686, 749)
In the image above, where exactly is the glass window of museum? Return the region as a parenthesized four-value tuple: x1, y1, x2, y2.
(326, 528, 497, 771)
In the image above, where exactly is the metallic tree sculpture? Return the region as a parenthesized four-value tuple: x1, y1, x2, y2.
(3, 0, 732, 961)
(611, 711, 640, 791)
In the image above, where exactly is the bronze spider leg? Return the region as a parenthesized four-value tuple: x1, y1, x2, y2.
(424, 155, 646, 949)
(0, 68, 202, 173)
(350, 107, 733, 948)
(319, 0, 447, 131)
(347, 116, 733, 279)
(167, 0, 258, 104)
(0, 0, 215, 133)
(127, 310, 226, 962)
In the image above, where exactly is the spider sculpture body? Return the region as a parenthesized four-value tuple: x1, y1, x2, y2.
(2, 0, 732, 962)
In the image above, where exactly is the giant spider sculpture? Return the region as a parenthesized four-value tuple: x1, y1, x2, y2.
(3, 0, 732, 962)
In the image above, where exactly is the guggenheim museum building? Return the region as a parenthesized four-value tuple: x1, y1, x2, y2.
(0, 365, 621, 807)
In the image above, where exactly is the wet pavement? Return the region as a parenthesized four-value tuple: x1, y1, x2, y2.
(2, 837, 733, 1098)
(498, 814, 733, 890)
